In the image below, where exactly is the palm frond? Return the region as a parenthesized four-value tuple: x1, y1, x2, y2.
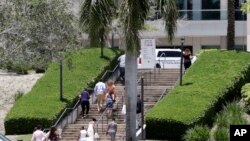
(79, 0, 115, 47)
(158, 0, 178, 44)
(120, 0, 149, 54)
(79, 0, 92, 30)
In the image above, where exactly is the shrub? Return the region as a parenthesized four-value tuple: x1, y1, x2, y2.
(214, 127, 229, 141)
(183, 125, 210, 141)
(146, 50, 250, 140)
(12, 61, 30, 74)
(4, 47, 121, 134)
(214, 102, 246, 141)
(5, 60, 13, 71)
(14, 91, 24, 102)
(216, 102, 247, 128)
(241, 83, 250, 112)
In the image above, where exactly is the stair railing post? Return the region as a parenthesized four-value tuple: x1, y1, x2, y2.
(102, 115, 103, 132)
(66, 110, 69, 125)
(150, 71, 152, 86)
(71, 110, 73, 124)
(92, 93, 93, 104)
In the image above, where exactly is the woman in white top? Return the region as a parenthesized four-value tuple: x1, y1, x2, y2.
(87, 118, 96, 141)
(78, 126, 88, 141)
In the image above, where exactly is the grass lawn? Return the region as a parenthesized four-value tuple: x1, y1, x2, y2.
(6, 134, 32, 141)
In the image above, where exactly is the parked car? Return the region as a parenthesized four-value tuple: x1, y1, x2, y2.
(0, 134, 11, 141)
(138, 48, 196, 69)
(155, 48, 182, 69)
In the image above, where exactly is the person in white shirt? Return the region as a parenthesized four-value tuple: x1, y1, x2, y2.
(118, 54, 125, 82)
(78, 126, 88, 141)
(94, 80, 106, 112)
(31, 125, 46, 141)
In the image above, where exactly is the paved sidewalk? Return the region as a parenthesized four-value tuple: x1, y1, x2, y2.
(0, 70, 43, 134)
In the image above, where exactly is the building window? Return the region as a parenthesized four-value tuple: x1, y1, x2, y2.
(201, 45, 220, 49)
(234, 45, 246, 51)
(235, 0, 247, 20)
(202, 0, 220, 20)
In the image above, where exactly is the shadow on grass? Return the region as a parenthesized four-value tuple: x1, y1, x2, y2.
(182, 82, 193, 86)
(111, 47, 123, 55)
(100, 55, 111, 61)
(60, 98, 71, 104)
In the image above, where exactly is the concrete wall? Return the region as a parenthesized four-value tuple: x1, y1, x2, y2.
(109, 20, 247, 54)
(109, 36, 246, 55)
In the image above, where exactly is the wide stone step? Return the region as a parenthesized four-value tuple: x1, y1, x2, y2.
(59, 68, 178, 141)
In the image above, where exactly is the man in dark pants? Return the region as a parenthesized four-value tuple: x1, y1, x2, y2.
(79, 88, 90, 118)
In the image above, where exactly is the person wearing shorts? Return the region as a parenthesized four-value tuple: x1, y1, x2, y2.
(94, 80, 106, 112)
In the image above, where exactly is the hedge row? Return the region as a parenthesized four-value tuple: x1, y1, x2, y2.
(241, 83, 250, 111)
(4, 47, 121, 134)
(145, 50, 250, 140)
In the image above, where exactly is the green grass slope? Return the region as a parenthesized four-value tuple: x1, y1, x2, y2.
(146, 50, 250, 140)
(4, 48, 121, 134)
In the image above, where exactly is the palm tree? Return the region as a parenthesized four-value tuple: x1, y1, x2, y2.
(79, 0, 115, 57)
(227, 0, 235, 50)
(120, 0, 177, 140)
(79, 0, 177, 140)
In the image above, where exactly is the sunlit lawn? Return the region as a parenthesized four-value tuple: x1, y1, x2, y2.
(6, 134, 32, 141)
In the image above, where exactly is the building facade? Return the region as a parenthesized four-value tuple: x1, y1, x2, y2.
(142, 0, 248, 55)
(111, 0, 249, 54)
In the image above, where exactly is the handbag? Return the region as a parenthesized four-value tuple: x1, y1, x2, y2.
(113, 102, 118, 111)
(121, 104, 126, 115)
(94, 132, 100, 138)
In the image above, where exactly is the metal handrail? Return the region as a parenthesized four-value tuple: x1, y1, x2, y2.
(95, 107, 108, 133)
(158, 52, 166, 69)
(138, 69, 156, 86)
(54, 100, 81, 127)
(95, 90, 124, 134)
(135, 79, 171, 140)
(156, 88, 169, 104)
(122, 71, 145, 140)
(100, 64, 119, 82)
(51, 63, 120, 136)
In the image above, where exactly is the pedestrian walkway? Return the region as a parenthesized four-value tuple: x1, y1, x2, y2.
(59, 69, 180, 141)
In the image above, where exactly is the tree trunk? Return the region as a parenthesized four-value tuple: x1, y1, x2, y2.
(227, 0, 235, 50)
(125, 51, 137, 141)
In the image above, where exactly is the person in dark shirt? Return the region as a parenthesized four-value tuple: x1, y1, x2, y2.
(47, 126, 59, 141)
(136, 94, 142, 129)
(79, 88, 90, 118)
(137, 95, 142, 114)
(183, 48, 192, 70)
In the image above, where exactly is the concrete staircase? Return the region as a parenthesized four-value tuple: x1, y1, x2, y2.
(59, 69, 180, 141)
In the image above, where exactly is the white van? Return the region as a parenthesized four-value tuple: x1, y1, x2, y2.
(138, 48, 181, 69)
(138, 48, 196, 69)
(155, 49, 182, 69)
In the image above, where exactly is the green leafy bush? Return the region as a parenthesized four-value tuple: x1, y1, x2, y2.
(146, 50, 250, 140)
(214, 102, 246, 141)
(241, 83, 250, 112)
(214, 127, 228, 141)
(14, 91, 24, 102)
(4, 48, 121, 134)
(12, 61, 30, 74)
(183, 125, 210, 141)
(216, 102, 247, 128)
